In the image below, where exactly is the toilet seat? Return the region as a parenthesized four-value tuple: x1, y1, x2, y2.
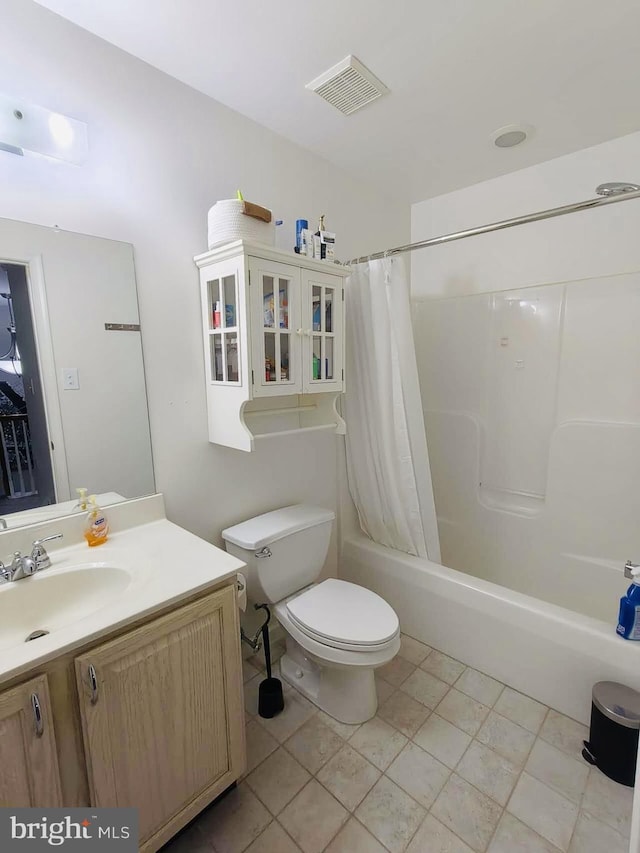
(285, 579, 399, 652)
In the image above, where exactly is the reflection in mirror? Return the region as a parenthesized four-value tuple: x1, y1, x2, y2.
(0, 218, 155, 529)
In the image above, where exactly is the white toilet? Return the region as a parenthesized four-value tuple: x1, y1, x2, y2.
(222, 504, 400, 724)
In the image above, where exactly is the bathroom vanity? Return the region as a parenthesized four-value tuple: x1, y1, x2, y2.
(0, 495, 246, 852)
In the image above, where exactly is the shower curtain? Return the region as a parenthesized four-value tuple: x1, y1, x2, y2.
(344, 256, 441, 562)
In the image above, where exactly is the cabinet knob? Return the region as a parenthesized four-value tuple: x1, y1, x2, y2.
(296, 328, 304, 336)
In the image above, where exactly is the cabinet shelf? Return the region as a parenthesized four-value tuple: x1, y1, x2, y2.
(248, 403, 318, 417)
(254, 424, 338, 441)
(195, 240, 349, 451)
(242, 393, 345, 442)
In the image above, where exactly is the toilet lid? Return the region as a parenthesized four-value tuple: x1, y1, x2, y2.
(286, 579, 399, 647)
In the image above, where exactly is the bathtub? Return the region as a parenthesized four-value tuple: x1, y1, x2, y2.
(340, 533, 640, 727)
(342, 531, 640, 851)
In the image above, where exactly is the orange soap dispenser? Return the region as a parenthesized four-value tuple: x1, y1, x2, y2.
(84, 495, 109, 547)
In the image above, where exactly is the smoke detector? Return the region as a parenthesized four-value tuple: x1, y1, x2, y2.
(306, 55, 389, 116)
(491, 124, 533, 148)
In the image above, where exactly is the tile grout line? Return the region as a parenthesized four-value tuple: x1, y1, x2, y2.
(490, 704, 554, 851)
(377, 658, 526, 850)
(353, 660, 570, 850)
(275, 817, 304, 853)
(383, 657, 567, 853)
(240, 638, 621, 853)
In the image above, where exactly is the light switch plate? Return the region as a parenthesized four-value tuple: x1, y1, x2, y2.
(62, 367, 80, 390)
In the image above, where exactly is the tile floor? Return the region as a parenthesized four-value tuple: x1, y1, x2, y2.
(162, 634, 634, 853)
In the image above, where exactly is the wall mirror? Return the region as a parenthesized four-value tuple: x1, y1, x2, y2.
(0, 217, 155, 529)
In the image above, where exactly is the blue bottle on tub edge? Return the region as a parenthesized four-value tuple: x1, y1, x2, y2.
(617, 561, 640, 639)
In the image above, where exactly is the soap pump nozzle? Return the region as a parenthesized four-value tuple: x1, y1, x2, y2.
(624, 560, 640, 582)
(74, 487, 88, 511)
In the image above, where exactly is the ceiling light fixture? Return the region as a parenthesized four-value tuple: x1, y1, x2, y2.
(0, 93, 88, 164)
(491, 124, 533, 148)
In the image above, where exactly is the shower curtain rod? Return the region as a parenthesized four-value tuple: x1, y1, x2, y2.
(347, 186, 640, 265)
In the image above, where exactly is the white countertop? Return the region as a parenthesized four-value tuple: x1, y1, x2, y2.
(0, 497, 246, 685)
(0, 491, 127, 530)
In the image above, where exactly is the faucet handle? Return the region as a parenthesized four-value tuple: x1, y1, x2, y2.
(10, 551, 36, 579)
(31, 533, 63, 571)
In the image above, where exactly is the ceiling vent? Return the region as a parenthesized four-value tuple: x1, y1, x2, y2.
(306, 55, 389, 116)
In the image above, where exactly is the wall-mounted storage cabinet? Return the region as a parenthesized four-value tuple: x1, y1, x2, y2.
(195, 240, 349, 451)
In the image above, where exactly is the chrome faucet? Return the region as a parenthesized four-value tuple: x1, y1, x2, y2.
(0, 533, 63, 583)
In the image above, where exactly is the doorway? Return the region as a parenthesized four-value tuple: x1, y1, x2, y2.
(0, 263, 55, 515)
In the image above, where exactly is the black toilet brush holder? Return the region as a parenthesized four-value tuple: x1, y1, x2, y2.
(256, 604, 284, 719)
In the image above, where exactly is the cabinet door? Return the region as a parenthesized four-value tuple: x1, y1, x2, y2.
(200, 257, 245, 386)
(0, 674, 62, 807)
(75, 586, 245, 848)
(302, 269, 344, 393)
(249, 257, 301, 396)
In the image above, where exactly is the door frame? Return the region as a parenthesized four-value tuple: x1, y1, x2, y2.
(0, 251, 69, 502)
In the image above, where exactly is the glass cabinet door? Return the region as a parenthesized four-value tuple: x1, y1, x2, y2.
(303, 271, 343, 393)
(206, 271, 240, 383)
(250, 259, 301, 396)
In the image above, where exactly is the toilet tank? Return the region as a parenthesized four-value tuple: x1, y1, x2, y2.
(222, 505, 335, 604)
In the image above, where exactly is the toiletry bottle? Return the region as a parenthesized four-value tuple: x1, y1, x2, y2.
(617, 562, 640, 639)
(74, 487, 89, 511)
(302, 229, 313, 258)
(295, 219, 308, 254)
(84, 495, 109, 547)
(279, 288, 289, 328)
(213, 301, 221, 328)
(314, 216, 325, 260)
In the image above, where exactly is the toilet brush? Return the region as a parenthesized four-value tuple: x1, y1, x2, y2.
(255, 604, 284, 718)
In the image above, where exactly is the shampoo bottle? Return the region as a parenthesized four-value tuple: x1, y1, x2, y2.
(617, 561, 640, 639)
(84, 495, 109, 547)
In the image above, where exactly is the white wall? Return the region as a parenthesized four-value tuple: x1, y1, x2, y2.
(0, 0, 409, 566)
(411, 130, 640, 298)
(410, 132, 640, 614)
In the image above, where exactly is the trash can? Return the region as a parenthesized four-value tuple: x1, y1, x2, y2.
(582, 681, 640, 786)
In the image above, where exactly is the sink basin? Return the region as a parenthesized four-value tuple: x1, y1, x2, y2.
(0, 564, 132, 652)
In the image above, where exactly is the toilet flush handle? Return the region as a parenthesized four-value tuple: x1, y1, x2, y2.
(255, 546, 272, 559)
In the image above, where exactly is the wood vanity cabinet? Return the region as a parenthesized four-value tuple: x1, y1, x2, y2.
(0, 674, 62, 808)
(0, 580, 245, 852)
(75, 585, 244, 850)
